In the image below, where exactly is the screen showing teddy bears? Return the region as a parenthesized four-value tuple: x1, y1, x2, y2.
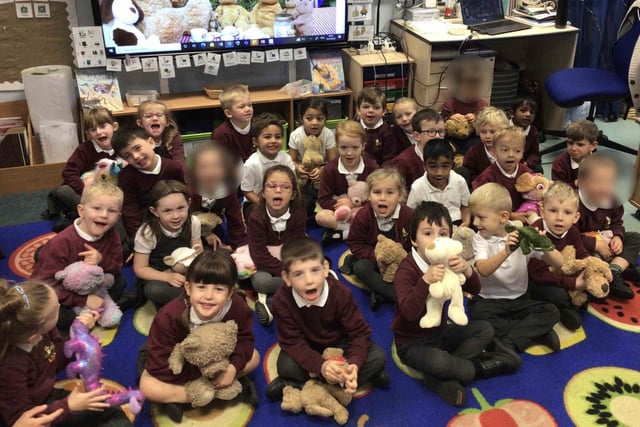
(96, 0, 347, 57)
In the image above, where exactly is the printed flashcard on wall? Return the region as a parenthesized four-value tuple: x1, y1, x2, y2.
(106, 58, 122, 72)
(204, 62, 220, 76)
(158, 56, 173, 68)
(237, 52, 251, 65)
(192, 53, 206, 67)
(279, 48, 293, 62)
(141, 57, 159, 72)
(223, 51, 238, 67)
(348, 25, 374, 41)
(15, 3, 33, 18)
(72, 26, 107, 68)
(176, 55, 191, 68)
(34, 2, 51, 18)
(348, 3, 372, 22)
(124, 56, 142, 72)
(251, 51, 265, 63)
(206, 52, 221, 65)
(266, 49, 280, 63)
(160, 64, 176, 79)
(294, 47, 308, 61)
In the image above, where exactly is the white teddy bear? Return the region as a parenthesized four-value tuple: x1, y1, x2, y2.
(419, 237, 469, 329)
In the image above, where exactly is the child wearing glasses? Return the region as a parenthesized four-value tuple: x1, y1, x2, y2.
(391, 109, 446, 192)
(407, 139, 470, 227)
(247, 165, 307, 326)
(241, 113, 296, 219)
(136, 101, 184, 164)
(462, 107, 509, 183)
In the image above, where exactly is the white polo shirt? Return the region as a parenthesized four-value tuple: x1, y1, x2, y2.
(240, 150, 296, 194)
(406, 170, 469, 221)
(288, 126, 336, 160)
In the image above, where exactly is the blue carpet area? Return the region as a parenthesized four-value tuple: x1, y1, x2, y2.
(1, 221, 640, 426)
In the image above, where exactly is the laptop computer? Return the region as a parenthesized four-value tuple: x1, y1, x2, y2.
(460, 0, 531, 35)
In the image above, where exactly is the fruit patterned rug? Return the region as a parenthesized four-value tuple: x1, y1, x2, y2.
(588, 282, 640, 332)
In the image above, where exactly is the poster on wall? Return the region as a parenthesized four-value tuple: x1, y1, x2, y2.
(72, 26, 107, 68)
(76, 69, 123, 112)
(309, 51, 346, 94)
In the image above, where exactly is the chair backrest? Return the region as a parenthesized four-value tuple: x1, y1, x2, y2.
(613, 8, 640, 80)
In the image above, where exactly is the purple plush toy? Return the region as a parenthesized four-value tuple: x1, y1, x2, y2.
(64, 319, 145, 415)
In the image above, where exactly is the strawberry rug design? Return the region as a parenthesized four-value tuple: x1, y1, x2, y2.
(564, 366, 640, 427)
(447, 387, 557, 426)
(588, 282, 640, 332)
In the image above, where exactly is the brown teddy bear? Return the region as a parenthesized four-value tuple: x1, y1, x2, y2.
(136, 0, 212, 44)
(281, 379, 353, 425)
(168, 320, 242, 407)
(550, 245, 611, 307)
(193, 211, 223, 237)
(298, 135, 324, 188)
(444, 115, 474, 139)
(250, 0, 282, 36)
(213, 0, 251, 31)
(375, 234, 408, 283)
(452, 226, 475, 262)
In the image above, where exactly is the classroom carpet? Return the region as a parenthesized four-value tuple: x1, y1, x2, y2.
(2, 220, 640, 427)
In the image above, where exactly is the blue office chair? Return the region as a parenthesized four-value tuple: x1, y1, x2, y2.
(540, 11, 640, 156)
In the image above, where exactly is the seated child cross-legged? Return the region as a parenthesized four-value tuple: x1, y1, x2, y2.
(248, 166, 307, 326)
(266, 237, 389, 401)
(132, 180, 203, 308)
(31, 182, 126, 332)
(392, 202, 520, 407)
(469, 183, 565, 353)
(576, 154, 640, 299)
(462, 106, 509, 183)
(528, 182, 603, 331)
(140, 251, 260, 423)
(407, 139, 470, 227)
(344, 168, 413, 311)
(552, 120, 598, 189)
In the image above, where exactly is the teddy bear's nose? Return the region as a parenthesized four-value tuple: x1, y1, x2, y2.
(130, 7, 136, 13)
(602, 284, 609, 293)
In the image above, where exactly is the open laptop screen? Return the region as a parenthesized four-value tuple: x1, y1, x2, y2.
(460, 0, 505, 25)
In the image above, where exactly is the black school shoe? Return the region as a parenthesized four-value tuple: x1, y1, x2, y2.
(537, 330, 561, 353)
(560, 307, 582, 330)
(254, 299, 274, 326)
(370, 292, 384, 312)
(473, 352, 520, 379)
(486, 337, 522, 369)
(321, 230, 343, 248)
(622, 265, 640, 283)
(265, 377, 302, 401)
(238, 376, 260, 407)
(610, 271, 635, 300)
(163, 403, 184, 423)
(369, 368, 391, 389)
(116, 290, 146, 312)
(339, 254, 356, 275)
(422, 374, 466, 407)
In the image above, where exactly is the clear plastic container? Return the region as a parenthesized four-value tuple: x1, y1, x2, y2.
(125, 90, 159, 107)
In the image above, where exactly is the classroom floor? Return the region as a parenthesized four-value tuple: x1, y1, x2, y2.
(1, 118, 640, 427)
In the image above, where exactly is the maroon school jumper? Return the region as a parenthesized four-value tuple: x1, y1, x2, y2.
(272, 274, 372, 376)
(155, 133, 185, 165)
(522, 125, 541, 168)
(212, 119, 254, 163)
(472, 163, 533, 210)
(117, 157, 185, 236)
(190, 192, 247, 248)
(392, 254, 481, 347)
(363, 122, 397, 166)
(577, 198, 625, 253)
(317, 157, 378, 210)
(145, 294, 254, 384)
(552, 152, 578, 189)
(391, 125, 413, 152)
(62, 141, 118, 194)
(441, 99, 488, 121)
(390, 145, 425, 192)
(462, 142, 492, 183)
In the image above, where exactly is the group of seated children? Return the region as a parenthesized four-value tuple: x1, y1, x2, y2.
(2, 82, 638, 427)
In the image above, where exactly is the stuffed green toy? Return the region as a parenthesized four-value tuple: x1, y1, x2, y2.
(504, 223, 554, 255)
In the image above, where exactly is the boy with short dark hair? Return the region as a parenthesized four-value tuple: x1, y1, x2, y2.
(576, 154, 640, 299)
(356, 87, 396, 166)
(407, 139, 470, 227)
(212, 84, 255, 163)
(112, 127, 185, 236)
(266, 237, 388, 401)
(552, 120, 599, 188)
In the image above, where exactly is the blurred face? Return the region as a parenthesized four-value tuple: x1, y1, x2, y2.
(302, 108, 326, 137)
(195, 150, 225, 192)
(512, 105, 535, 128)
(478, 123, 500, 149)
(579, 166, 616, 206)
(494, 138, 524, 174)
(185, 282, 232, 321)
(357, 100, 384, 128)
(541, 198, 580, 236)
(282, 258, 329, 305)
(425, 155, 453, 190)
(567, 138, 596, 164)
(119, 137, 158, 171)
(393, 102, 417, 133)
(77, 194, 121, 239)
(37, 288, 60, 336)
(337, 135, 364, 170)
(473, 207, 509, 238)
(413, 120, 446, 149)
(254, 124, 283, 160)
(137, 104, 167, 140)
(263, 171, 294, 216)
(369, 178, 401, 219)
(412, 218, 451, 263)
(150, 193, 190, 233)
(225, 95, 253, 128)
(87, 122, 118, 150)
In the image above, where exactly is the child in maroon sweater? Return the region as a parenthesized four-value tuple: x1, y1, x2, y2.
(266, 237, 388, 402)
(136, 101, 184, 164)
(0, 280, 131, 427)
(212, 84, 254, 163)
(113, 127, 185, 237)
(356, 87, 398, 166)
(390, 97, 419, 151)
(462, 106, 508, 183)
(140, 251, 260, 423)
(472, 126, 533, 222)
(392, 202, 520, 407)
(510, 98, 541, 173)
(187, 142, 246, 250)
(344, 168, 413, 310)
(47, 107, 119, 225)
(552, 120, 599, 189)
(576, 154, 640, 300)
(247, 165, 306, 326)
(32, 183, 126, 332)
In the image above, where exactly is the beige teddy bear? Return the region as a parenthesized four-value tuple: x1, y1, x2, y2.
(375, 234, 408, 283)
(168, 320, 242, 407)
(444, 116, 474, 139)
(298, 135, 324, 188)
(251, 0, 283, 36)
(136, 0, 212, 43)
(550, 245, 611, 307)
(163, 247, 199, 275)
(193, 211, 223, 237)
(281, 379, 353, 425)
(214, 0, 251, 31)
(292, 0, 314, 36)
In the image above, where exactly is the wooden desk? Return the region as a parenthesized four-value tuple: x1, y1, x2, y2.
(390, 19, 579, 130)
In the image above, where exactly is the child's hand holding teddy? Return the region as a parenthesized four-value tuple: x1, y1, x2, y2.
(333, 197, 353, 210)
(574, 270, 587, 291)
(423, 264, 445, 285)
(448, 255, 471, 277)
(610, 235, 624, 255)
(85, 294, 105, 311)
(165, 272, 186, 288)
(212, 364, 237, 389)
(309, 167, 322, 182)
(67, 382, 110, 412)
(321, 359, 346, 385)
(76, 310, 100, 330)
(504, 230, 520, 255)
(595, 238, 612, 260)
(342, 364, 358, 394)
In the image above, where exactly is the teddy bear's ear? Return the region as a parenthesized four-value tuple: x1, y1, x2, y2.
(515, 173, 534, 192)
(54, 270, 65, 281)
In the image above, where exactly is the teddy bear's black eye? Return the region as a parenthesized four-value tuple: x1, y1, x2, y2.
(536, 183, 544, 190)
